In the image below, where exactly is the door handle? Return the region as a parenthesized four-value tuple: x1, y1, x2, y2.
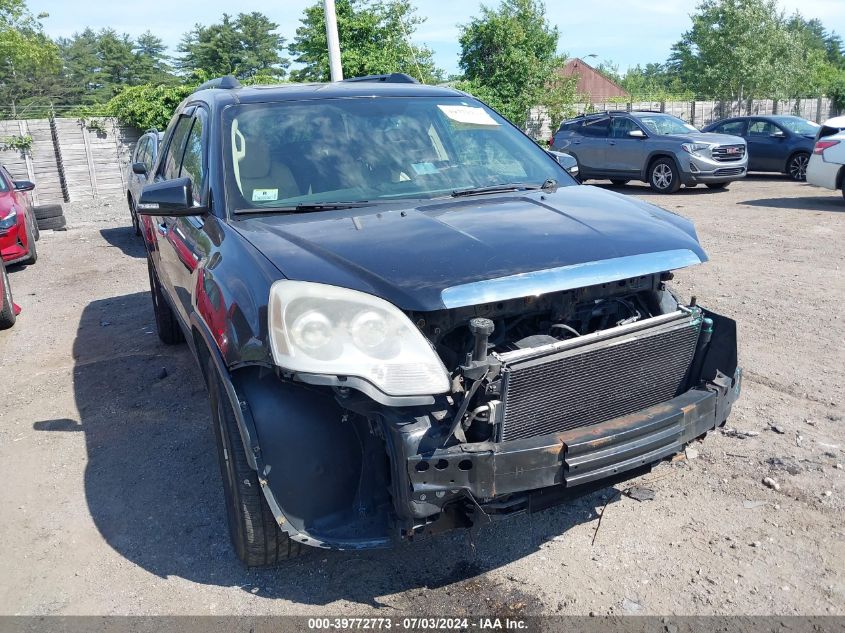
(157, 222, 168, 236)
(608, 141, 616, 145)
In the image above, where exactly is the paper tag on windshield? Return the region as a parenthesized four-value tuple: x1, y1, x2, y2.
(438, 105, 500, 127)
(252, 188, 278, 202)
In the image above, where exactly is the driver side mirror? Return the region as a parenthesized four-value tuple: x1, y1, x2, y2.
(137, 177, 204, 217)
(628, 129, 646, 139)
(772, 130, 786, 138)
(13, 180, 35, 191)
(132, 162, 148, 175)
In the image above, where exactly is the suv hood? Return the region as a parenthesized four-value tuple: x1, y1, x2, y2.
(666, 131, 746, 145)
(233, 186, 708, 312)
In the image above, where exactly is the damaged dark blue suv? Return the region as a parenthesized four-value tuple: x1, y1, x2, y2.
(136, 74, 742, 566)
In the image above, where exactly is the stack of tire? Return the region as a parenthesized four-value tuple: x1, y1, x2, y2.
(33, 204, 66, 232)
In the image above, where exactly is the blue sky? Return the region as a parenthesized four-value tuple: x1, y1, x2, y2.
(32, 0, 845, 76)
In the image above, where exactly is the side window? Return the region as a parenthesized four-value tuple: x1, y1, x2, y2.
(748, 120, 780, 137)
(133, 138, 148, 164)
(610, 117, 641, 138)
(581, 116, 610, 138)
(561, 120, 582, 134)
(181, 111, 207, 205)
(161, 116, 193, 181)
(715, 121, 746, 136)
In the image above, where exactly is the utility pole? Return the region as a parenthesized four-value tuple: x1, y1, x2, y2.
(324, 0, 343, 81)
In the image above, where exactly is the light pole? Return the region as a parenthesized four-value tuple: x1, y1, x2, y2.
(324, 0, 343, 81)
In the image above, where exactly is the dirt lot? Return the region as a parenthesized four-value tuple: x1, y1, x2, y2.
(0, 176, 843, 616)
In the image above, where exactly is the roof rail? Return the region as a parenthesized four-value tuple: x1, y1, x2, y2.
(342, 73, 419, 84)
(194, 75, 242, 92)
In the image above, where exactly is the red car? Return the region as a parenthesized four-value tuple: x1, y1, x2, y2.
(0, 166, 38, 265)
(0, 257, 19, 329)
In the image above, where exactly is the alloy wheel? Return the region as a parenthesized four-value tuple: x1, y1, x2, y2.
(653, 163, 673, 190)
(789, 154, 809, 181)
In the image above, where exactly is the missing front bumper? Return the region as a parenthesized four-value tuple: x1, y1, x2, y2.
(405, 369, 741, 519)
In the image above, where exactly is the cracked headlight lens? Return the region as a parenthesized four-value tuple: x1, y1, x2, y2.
(268, 281, 449, 397)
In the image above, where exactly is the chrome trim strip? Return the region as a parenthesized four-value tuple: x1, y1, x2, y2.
(440, 249, 703, 309)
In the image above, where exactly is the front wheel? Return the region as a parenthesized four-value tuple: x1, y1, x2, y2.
(0, 261, 16, 329)
(706, 182, 728, 190)
(207, 354, 305, 566)
(22, 219, 37, 265)
(648, 158, 681, 193)
(146, 257, 184, 345)
(787, 152, 809, 181)
(129, 197, 141, 237)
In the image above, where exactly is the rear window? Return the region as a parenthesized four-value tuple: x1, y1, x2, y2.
(818, 125, 843, 140)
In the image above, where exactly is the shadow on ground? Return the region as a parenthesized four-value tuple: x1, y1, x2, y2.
(740, 196, 845, 212)
(32, 291, 617, 609)
(99, 227, 147, 259)
(592, 181, 726, 195)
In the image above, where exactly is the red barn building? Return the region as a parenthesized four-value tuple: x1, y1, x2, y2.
(559, 58, 629, 101)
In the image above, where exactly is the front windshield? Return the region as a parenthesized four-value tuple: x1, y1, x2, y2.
(224, 96, 571, 210)
(772, 116, 820, 136)
(635, 114, 699, 135)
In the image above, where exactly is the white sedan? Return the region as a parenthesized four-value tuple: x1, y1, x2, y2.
(806, 116, 845, 197)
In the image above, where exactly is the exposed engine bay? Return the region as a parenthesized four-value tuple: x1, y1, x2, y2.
(406, 272, 689, 445)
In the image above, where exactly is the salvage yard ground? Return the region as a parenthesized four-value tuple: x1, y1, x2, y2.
(0, 176, 842, 616)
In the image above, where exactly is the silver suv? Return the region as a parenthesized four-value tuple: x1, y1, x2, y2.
(551, 111, 748, 193)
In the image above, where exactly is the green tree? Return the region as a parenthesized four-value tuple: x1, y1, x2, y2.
(457, 0, 561, 126)
(621, 63, 689, 99)
(177, 12, 290, 80)
(106, 82, 194, 130)
(0, 0, 61, 116)
(667, 0, 826, 100)
(288, 0, 441, 83)
(133, 31, 173, 84)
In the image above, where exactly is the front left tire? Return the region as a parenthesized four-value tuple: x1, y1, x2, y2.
(648, 157, 682, 193)
(206, 354, 305, 567)
(146, 257, 184, 345)
(0, 261, 16, 329)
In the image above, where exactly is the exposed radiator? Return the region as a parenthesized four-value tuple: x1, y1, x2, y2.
(497, 310, 702, 442)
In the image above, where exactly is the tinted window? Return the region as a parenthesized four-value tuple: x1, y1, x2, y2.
(714, 121, 746, 136)
(133, 137, 148, 164)
(747, 120, 781, 137)
(771, 116, 819, 136)
(161, 117, 193, 181)
(610, 117, 642, 138)
(560, 120, 582, 133)
(181, 112, 207, 205)
(580, 117, 610, 138)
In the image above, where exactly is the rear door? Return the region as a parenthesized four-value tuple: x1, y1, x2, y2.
(746, 119, 787, 171)
(571, 116, 610, 174)
(606, 116, 648, 175)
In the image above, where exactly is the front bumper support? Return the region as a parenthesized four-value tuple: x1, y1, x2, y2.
(406, 371, 741, 519)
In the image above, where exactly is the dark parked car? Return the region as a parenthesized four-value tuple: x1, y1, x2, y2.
(702, 115, 819, 180)
(137, 75, 741, 566)
(551, 111, 747, 192)
(127, 129, 164, 235)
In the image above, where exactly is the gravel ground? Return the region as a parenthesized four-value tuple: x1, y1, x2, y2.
(0, 176, 842, 616)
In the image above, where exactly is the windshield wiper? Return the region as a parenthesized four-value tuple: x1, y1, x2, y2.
(235, 202, 374, 215)
(450, 180, 558, 198)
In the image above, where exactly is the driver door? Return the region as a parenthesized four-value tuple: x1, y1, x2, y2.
(607, 116, 648, 175)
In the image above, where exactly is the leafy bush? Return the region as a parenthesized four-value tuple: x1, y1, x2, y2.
(1, 134, 33, 153)
(105, 83, 195, 131)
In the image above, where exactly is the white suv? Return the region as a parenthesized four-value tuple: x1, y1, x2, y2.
(806, 116, 845, 198)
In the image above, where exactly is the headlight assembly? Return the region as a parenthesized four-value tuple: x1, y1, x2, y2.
(681, 142, 712, 157)
(268, 281, 450, 397)
(0, 208, 18, 231)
